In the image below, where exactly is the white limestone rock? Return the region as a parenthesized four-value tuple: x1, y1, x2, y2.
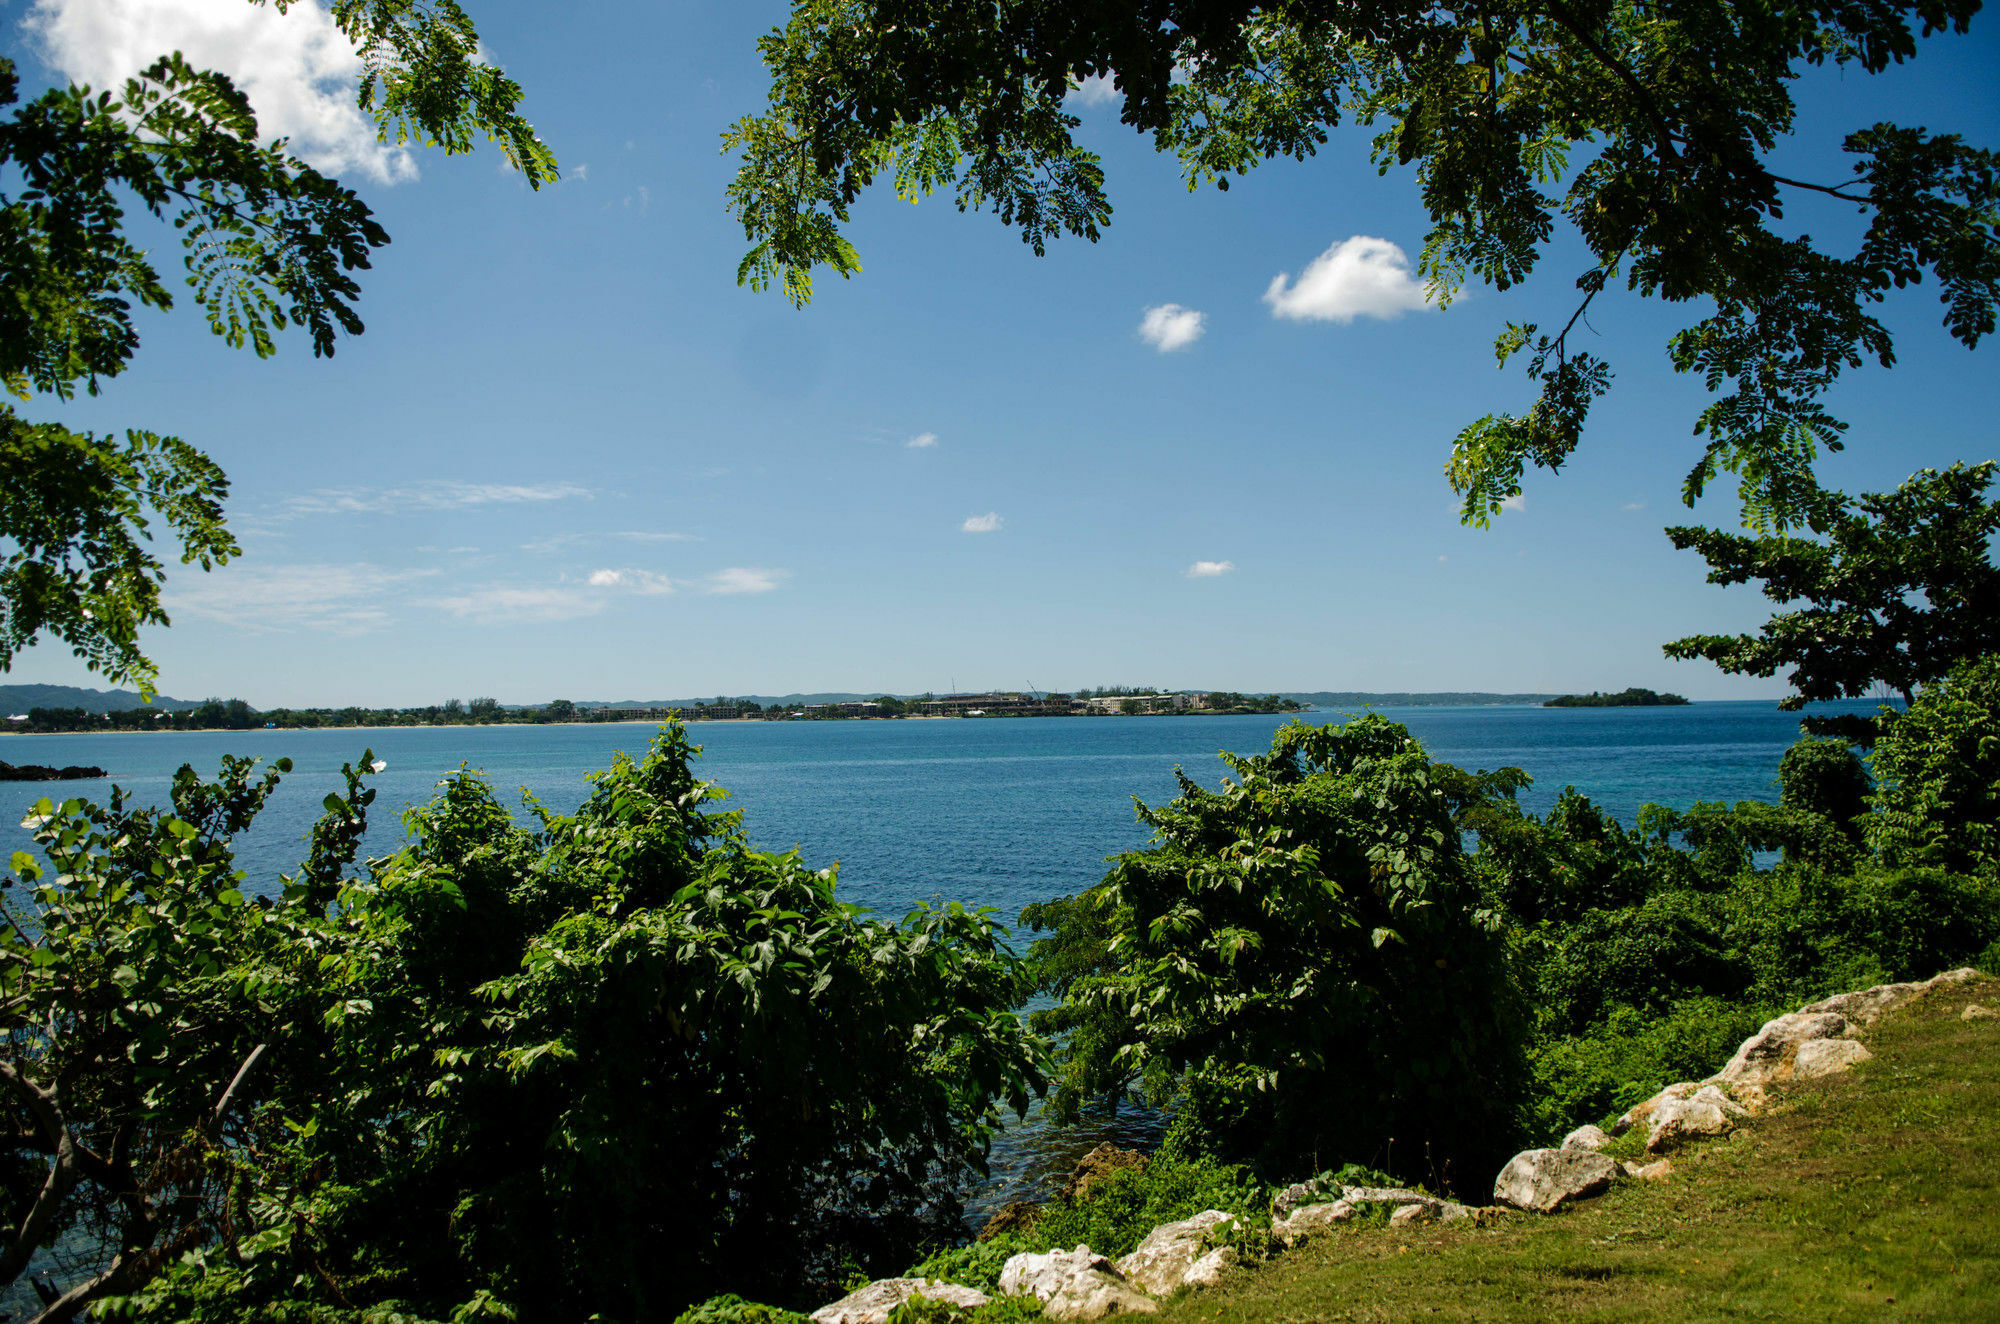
(1492, 1148, 1618, 1214)
(1043, 1272, 1160, 1321)
(1712, 1011, 1852, 1090)
(1611, 1081, 1700, 1136)
(1561, 1124, 1613, 1152)
(810, 1279, 989, 1324)
(1646, 1084, 1748, 1154)
(1793, 1037, 1873, 1078)
(1963, 1003, 1998, 1021)
(999, 1245, 1117, 1302)
(1270, 1200, 1355, 1245)
(1799, 982, 1924, 1026)
(1114, 1210, 1240, 1297)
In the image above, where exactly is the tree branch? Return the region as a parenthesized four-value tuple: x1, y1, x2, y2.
(1769, 173, 1869, 202)
(0, 1061, 78, 1287)
(206, 1043, 268, 1140)
(1540, 0, 1682, 167)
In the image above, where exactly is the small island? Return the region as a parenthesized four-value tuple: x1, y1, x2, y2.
(0, 760, 108, 782)
(1544, 688, 1691, 708)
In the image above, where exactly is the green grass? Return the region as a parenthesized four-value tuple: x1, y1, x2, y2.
(1156, 977, 2000, 1322)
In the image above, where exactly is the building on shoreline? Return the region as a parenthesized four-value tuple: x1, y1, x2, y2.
(920, 693, 1075, 717)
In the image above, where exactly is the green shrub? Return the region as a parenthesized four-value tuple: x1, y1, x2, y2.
(1872, 655, 2000, 871)
(672, 1297, 814, 1324)
(1031, 1155, 1270, 1259)
(1527, 996, 1775, 1136)
(54, 727, 1049, 1323)
(905, 1236, 1027, 1294)
(1024, 716, 1530, 1194)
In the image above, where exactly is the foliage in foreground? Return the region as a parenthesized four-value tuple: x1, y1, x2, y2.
(1023, 714, 1532, 1195)
(3, 725, 1044, 1322)
(1, 0, 553, 692)
(731, 0, 2000, 535)
(1023, 673, 2000, 1192)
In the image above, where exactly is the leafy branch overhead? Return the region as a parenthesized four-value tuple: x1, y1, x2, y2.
(728, 0, 2000, 531)
(1664, 461, 2000, 742)
(0, 0, 555, 694)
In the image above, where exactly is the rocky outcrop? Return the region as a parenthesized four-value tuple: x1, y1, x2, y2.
(999, 1245, 1117, 1301)
(1610, 1081, 1699, 1136)
(1270, 1200, 1356, 1244)
(1620, 1159, 1673, 1182)
(1492, 1148, 1618, 1213)
(1798, 968, 1982, 1026)
(1561, 1124, 1612, 1151)
(1044, 1272, 1159, 1321)
(1114, 1210, 1239, 1297)
(1057, 1144, 1149, 1203)
(976, 1200, 1041, 1242)
(997, 1245, 1155, 1321)
(1644, 1084, 1749, 1154)
(1964, 1003, 1997, 1021)
(1793, 1037, 1872, 1077)
(1713, 1011, 1853, 1091)
(809, 1279, 989, 1324)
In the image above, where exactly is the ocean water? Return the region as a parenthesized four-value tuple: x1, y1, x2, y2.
(0, 699, 1887, 1217)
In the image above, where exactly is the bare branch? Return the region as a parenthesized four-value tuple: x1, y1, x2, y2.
(206, 1043, 268, 1140)
(0, 1061, 78, 1287)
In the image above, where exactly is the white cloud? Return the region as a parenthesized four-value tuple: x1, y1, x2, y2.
(1500, 494, 1527, 513)
(1437, 555, 1449, 564)
(1264, 236, 1436, 323)
(1185, 560, 1235, 579)
(1138, 303, 1206, 352)
(1067, 70, 1121, 107)
(587, 568, 674, 595)
(573, 163, 589, 181)
(25, 0, 416, 185)
(279, 481, 590, 518)
(907, 431, 939, 449)
(961, 512, 1003, 534)
(703, 567, 786, 595)
(162, 562, 433, 634)
(431, 585, 605, 625)
(1623, 500, 1647, 511)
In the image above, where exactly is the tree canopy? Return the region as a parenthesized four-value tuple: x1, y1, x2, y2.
(1663, 461, 2000, 738)
(728, 0, 1999, 532)
(1, 1, 554, 695)
(4, 726, 1044, 1321)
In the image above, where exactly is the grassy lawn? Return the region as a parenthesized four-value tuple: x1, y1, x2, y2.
(1157, 976, 2000, 1322)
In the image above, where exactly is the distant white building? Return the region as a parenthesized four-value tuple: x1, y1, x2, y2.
(1083, 693, 1202, 714)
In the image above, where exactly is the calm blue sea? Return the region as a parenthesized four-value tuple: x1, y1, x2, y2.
(0, 699, 1888, 1217)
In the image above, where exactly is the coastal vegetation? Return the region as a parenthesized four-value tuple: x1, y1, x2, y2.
(6, 728, 1043, 1321)
(1543, 688, 1689, 708)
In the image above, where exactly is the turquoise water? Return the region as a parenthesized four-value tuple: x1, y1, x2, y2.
(3, 701, 1882, 915)
(0, 699, 1886, 1217)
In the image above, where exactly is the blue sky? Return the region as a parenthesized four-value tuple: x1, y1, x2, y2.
(5, 0, 1998, 707)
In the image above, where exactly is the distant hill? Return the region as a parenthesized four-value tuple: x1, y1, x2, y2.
(1280, 691, 1560, 708)
(0, 684, 201, 715)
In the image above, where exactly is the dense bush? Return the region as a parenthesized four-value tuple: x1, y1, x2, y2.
(10, 726, 1047, 1322)
(1872, 655, 2000, 871)
(1022, 716, 1531, 1195)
